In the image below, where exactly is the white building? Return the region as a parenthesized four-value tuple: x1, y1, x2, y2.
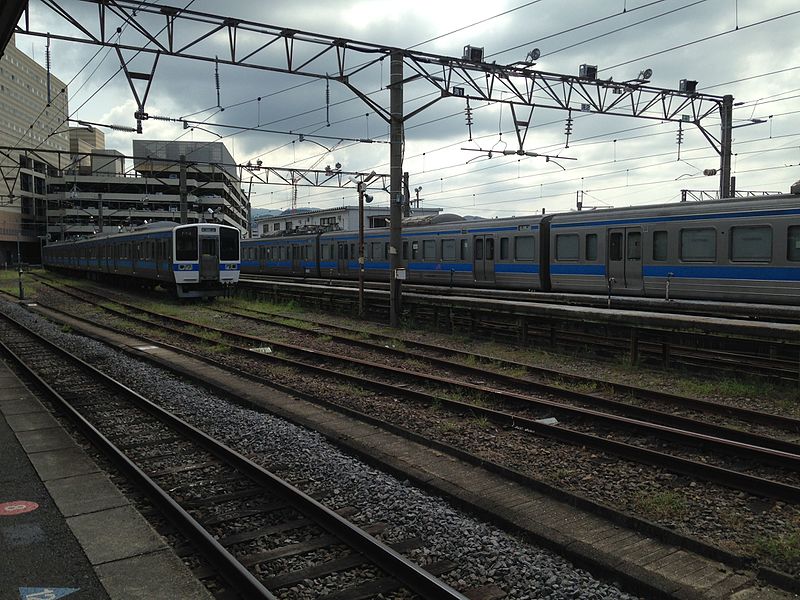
(254, 204, 442, 237)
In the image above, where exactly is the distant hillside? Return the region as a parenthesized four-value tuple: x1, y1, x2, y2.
(251, 208, 282, 218)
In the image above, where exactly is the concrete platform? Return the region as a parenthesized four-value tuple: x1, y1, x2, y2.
(0, 361, 212, 600)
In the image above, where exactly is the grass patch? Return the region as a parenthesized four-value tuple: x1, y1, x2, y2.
(633, 490, 688, 520)
(753, 530, 800, 571)
(205, 343, 230, 354)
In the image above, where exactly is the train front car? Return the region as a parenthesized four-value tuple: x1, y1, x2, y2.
(172, 223, 240, 298)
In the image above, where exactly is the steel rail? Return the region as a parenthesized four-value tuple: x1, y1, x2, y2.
(0, 312, 277, 600)
(51, 284, 800, 470)
(40, 281, 800, 450)
(0, 309, 469, 600)
(214, 303, 800, 442)
(29, 287, 800, 502)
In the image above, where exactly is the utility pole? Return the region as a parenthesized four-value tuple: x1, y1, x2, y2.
(389, 51, 403, 328)
(357, 181, 366, 318)
(719, 95, 734, 199)
(179, 154, 187, 224)
(97, 193, 103, 231)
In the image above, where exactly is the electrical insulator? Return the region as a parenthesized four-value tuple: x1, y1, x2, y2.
(564, 112, 574, 148)
(464, 99, 474, 141)
(676, 123, 684, 160)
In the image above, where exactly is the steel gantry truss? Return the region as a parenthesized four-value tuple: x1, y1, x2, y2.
(16, 0, 736, 325)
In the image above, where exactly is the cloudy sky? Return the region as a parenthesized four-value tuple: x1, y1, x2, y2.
(16, 0, 800, 217)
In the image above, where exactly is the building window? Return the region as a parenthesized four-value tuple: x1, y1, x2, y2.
(273, 223, 280, 231)
(369, 216, 389, 228)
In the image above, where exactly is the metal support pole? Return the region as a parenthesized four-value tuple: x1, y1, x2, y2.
(358, 182, 365, 317)
(179, 154, 188, 224)
(719, 94, 734, 199)
(389, 51, 404, 327)
(17, 238, 24, 300)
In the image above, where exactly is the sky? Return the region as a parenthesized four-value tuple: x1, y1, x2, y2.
(14, 0, 800, 218)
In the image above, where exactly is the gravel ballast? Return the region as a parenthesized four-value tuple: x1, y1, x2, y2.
(1, 299, 640, 599)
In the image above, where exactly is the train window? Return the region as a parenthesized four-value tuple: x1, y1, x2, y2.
(789, 226, 800, 261)
(412, 241, 419, 260)
(350, 244, 355, 260)
(653, 231, 668, 261)
(555, 234, 579, 260)
(609, 233, 623, 261)
(680, 228, 716, 261)
(585, 234, 598, 261)
(402, 241, 408, 259)
(731, 226, 771, 262)
(371, 241, 382, 259)
(500, 238, 509, 260)
(220, 228, 239, 260)
(176, 227, 198, 261)
(627, 231, 642, 260)
(515, 236, 535, 260)
(474, 239, 483, 260)
(442, 239, 457, 260)
(384, 242, 389, 260)
(460, 239, 469, 260)
(486, 238, 495, 260)
(423, 240, 436, 259)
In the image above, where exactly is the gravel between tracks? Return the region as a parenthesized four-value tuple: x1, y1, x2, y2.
(1, 298, 641, 600)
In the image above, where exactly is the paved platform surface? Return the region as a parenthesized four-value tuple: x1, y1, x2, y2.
(0, 360, 212, 600)
(28, 302, 799, 600)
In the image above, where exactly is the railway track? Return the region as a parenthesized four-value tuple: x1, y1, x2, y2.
(241, 274, 800, 323)
(239, 275, 800, 381)
(0, 308, 472, 600)
(18, 281, 800, 589)
(33, 280, 800, 502)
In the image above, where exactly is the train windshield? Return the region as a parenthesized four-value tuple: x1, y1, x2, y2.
(220, 227, 239, 261)
(176, 227, 198, 261)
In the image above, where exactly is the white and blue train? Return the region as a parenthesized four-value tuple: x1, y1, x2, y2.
(43, 221, 241, 298)
(241, 192, 800, 305)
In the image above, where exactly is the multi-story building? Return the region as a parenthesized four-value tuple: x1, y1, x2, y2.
(45, 140, 249, 241)
(0, 34, 69, 264)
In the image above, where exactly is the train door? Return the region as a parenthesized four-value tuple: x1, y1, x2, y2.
(473, 235, 496, 284)
(336, 241, 348, 275)
(199, 235, 219, 281)
(607, 227, 643, 292)
(291, 244, 301, 274)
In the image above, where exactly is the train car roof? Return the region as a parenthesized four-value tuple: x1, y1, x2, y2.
(47, 221, 239, 247)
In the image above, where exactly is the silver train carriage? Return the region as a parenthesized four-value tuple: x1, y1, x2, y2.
(240, 192, 800, 305)
(43, 221, 241, 298)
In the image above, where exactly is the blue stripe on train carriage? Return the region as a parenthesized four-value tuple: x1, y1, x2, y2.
(644, 265, 800, 281)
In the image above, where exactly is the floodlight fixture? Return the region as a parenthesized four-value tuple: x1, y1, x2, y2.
(463, 45, 484, 62)
(579, 64, 598, 80)
(526, 48, 541, 62)
(638, 68, 653, 81)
